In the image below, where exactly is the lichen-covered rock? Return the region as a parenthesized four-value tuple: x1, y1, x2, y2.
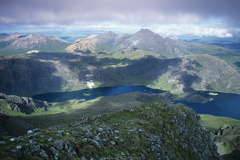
(0, 102, 220, 160)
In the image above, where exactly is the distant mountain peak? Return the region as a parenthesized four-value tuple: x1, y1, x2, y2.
(107, 31, 115, 34)
(0, 32, 69, 53)
(101, 31, 118, 37)
(28, 33, 44, 37)
(27, 33, 46, 39)
(96, 31, 119, 41)
(137, 29, 155, 34)
(0, 33, 9, 36)
(86, 34, 98, 39)
(4, 32, 23, 41)
(11, 32, 22, 36)
(0, 33, 9, 39)
(24, 33, 67, 43)
(133, 29, 164, 39)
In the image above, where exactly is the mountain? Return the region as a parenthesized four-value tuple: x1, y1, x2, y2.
(0, 102, 220, 159)
(6, 33, 67, 49)
(0, 33, 9, 39)
(66, 29, 235, 58)
(66, 31, 120, 53)
(0, 33, 70, 55)
(4, 32, 22, 41)
(117, 29, 189, 56)
(0, 52, 239, 97)
(146, 54, 240, 94)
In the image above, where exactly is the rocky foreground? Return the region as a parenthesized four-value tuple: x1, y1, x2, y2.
(0, 102, 219, 160)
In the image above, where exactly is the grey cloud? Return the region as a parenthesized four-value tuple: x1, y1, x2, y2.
(0, 0, 240, 26)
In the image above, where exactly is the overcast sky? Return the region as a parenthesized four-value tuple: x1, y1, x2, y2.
(1, 0, 240, 37)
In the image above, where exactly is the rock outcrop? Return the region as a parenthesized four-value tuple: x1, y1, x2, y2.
(0, 102, 220, 160)
(211, 125, 240, 159)
(0, 93, 50, 114)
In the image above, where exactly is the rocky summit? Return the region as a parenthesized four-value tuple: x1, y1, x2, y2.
(0, 102, 220, 160)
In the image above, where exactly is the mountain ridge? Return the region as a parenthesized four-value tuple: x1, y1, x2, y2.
(66, 29, 235, 58)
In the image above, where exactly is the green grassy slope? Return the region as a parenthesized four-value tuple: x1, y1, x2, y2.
(200, 114, 240, 131)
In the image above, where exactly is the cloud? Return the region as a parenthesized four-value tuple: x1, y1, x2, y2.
(0, 17, 16, 23)
(189, 27, 232, 38)
(151, 25, 233, 38)
(0, 0, 240, 27)
(0, 0, 239, 38)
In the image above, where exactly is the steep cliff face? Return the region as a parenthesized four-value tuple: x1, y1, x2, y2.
(0, 102, 220, 160)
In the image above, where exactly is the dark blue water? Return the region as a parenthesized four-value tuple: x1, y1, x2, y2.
(32, 85, 165, 103)
(175, 92, 240, 120)
(33, 85, 240, 120)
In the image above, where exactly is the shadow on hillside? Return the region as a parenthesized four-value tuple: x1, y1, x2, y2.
(0, 57, 64, 97)
(0, 52, 204, 98)
(30, 52, 204, 96)
(87, 56, 203, 93)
